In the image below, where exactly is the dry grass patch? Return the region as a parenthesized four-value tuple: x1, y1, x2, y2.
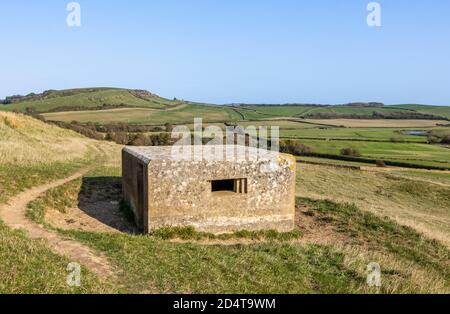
(296, 163, 450, 247)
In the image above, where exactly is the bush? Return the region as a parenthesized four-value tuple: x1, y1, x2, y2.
(164, 122, 173, 132)
(106, 132, 132, 145)
(427, 135, 441, 144)
(440, 135, 450, 144)
(376, 160, 386, 167)
(131, 134, 152, 146)
(390, 137, 405, 143)
(340, 147, 361, 157)
(280, 140, 314, 155)
(50, 121, 104, 140)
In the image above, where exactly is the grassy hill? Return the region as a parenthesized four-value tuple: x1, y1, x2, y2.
(0, 111, 120, 293)
(391, 104, 450, 119)
(2, 88, 449, 125)
(1, 88, 187, 112)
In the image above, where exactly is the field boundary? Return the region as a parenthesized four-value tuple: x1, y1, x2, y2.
(300, 152, 450, 171)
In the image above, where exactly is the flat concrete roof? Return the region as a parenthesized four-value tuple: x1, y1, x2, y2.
(123, 145, 279, 164)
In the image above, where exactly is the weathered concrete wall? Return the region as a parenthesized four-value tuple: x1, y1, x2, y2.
(123, 146, 296, 233)
(122, 149, 148, 231)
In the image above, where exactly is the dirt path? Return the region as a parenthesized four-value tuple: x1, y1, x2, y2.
(0, 170, 116, 280)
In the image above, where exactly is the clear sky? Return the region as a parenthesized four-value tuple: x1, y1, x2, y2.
(1, 0, 449, 105)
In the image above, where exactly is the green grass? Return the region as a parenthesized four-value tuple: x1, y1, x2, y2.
(2, 88, 449, 124)
(391, 104, 450, 119)
(297, 163, 450, 247)
(43, 103, 242, 125)
(58, 230, 364, 293)
(51, 196, 449, 293)
(393, 171, 450, 185)
(237, 106, 315, 118)
(280, 127, 430, 142)
(296, 139, 450, 168)
(2, 88, 177, 112)
(19, 156, 450, 293)
(0, 158, 93, 204)
(299, 198, 449, 279)
(297, 156, 373, 168)
(0, 221, 114, 293)
(235, 119, 325, 129)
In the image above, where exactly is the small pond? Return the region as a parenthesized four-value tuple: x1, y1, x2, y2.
(400, 130, 428, 136)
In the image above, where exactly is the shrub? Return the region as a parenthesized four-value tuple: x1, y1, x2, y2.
(427, 135, 441, 144)
(376, 160, 386, 167)
(280, 140, 314, 155)
(164, 122, 173, 132)
(390, 137, 405, 143)
(340, 147, 361, 157)
(440, 135, 450, 144)
(106, 132, 132, 145)
(131, 134, 152, 146)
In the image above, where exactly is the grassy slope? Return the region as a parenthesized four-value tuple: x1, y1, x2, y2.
(0, 112, 120, 293)
(27, 169, 449, 293)
(1, 88, 449, 123)
(25, 163, 450, 293)
(297, 163, 450, 246)
(1, 88, 177, 112)
(392, 104, 450, 119)
(280, 127, 430, 142)
(43, 104, 243, 125)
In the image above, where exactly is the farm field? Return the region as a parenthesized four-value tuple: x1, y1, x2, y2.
(235, 120, 324, 129)
(279, 127, 432, 142)
(43, 104, 242, 125)
(296, 139, 450, 169)
(390, 170, 450, 185)
(235, 104, 450, 119)
(296, 156, 376, 168)
(303, 119, 449, 128)
(392, 104, 450, 119)
(235, 106, 316, 118)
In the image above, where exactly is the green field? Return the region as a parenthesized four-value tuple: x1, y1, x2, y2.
(280, 127, 432, 142)
(1, 88, 184, 112)
(296, 139, 450, 168)
(392, 104, 450, 119)
(43, 104, 242, 124)
(235, 104, 450, 119)
(235, 106, 315, 118)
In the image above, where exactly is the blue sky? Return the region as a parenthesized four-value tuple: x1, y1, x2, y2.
(0, 0, 449, 105)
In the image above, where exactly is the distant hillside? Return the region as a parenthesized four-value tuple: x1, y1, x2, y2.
(0, 88, 186, 113)
(1, 88, 449, 124)
(391, 104, 450, 119)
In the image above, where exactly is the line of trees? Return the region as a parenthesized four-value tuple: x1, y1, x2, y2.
(304, 111, 449, 120)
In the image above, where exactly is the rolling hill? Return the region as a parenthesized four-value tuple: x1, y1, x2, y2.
(1, 88, 450, 125)
(1, 87, 195, 112)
